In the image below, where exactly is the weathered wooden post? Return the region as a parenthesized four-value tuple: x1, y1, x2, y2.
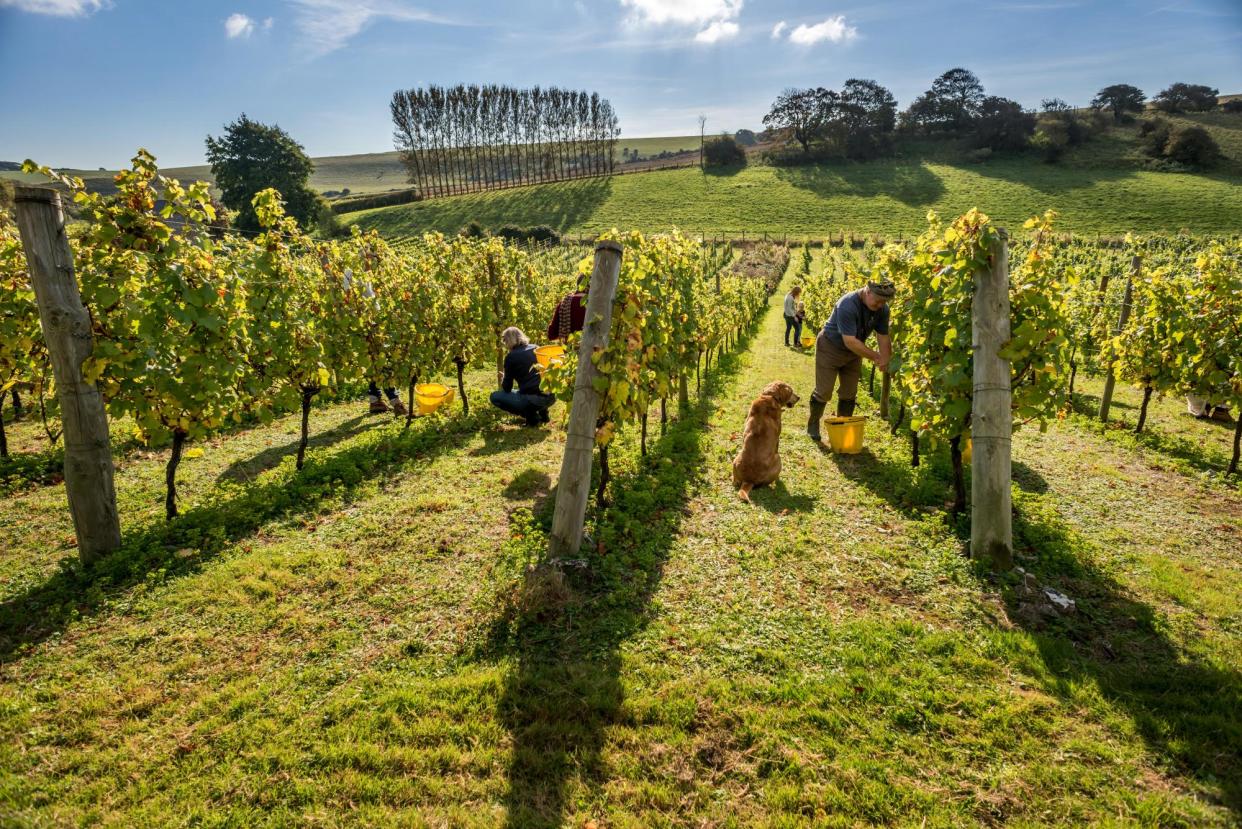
(1098, 256, 1138, 423)
(548, 240, 623, 558)
(971, 230, 1012, 570)
(14, 186, 121, 564)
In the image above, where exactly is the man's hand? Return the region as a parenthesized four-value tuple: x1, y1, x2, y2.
(497, 371, 505, 386)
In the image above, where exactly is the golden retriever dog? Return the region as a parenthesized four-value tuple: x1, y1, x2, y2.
(732, 381, 800, 502)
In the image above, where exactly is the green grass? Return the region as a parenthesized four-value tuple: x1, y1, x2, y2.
(343, 112, 1242, 237)
(0, 255, 1238, 825)
(348, 156, 1242, 238)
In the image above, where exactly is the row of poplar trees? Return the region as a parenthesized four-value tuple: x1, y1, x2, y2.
(390, 84, 620, 198)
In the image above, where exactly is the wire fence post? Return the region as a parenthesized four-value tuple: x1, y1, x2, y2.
(14, 186, 121, 565)
(548, 240, 623, 558)
(971, 230, 1012, 570)
(1099, 256, 1138, 423)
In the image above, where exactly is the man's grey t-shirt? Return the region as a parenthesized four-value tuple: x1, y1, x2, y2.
(823, 290, 890, 349)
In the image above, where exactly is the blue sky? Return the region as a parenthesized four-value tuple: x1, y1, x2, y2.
(1, 0, 1239, 168)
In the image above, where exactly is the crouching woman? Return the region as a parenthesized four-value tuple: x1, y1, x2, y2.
(490, 327, 556, 427)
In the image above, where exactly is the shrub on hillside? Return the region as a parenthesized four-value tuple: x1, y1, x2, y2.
(703, 135, 747, 167)
(495, 224, 560, 244)
(1032, 119, 1070, 162)
(1138, 118, 1173, 156)
(1222, 99, 1242, 114)
(734, 129, 758, 146)
(1161, 125, 1221, 167)
(972, 96, 1035, 151)
(1152, 83, 1218, 114)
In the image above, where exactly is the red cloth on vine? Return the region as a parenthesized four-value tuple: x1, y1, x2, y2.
(546, 291, 586, 341)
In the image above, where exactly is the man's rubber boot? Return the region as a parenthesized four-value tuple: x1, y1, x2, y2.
(368, 394, 389, 415)
(807, 396, 827, 442)
(837, 398, 857, 417)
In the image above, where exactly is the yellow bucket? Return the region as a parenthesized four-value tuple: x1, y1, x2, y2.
(535, 344, 566, 369)
(415, 383, 454, 415)
(800, 335, 815, 348)
(825, 416, 866, 454)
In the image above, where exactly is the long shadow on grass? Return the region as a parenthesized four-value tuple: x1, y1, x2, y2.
(463, 335, 754, 828)
(773, 160, 946, 208)
(1007, 494, 1242, 817)
(0, 408, 505, 661)
(821, 441, 967, 531)
(1068, 393, 1236, 480)
(216, 414, 373, 483)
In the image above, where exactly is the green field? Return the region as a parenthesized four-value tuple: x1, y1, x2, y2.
(1, 254, 1239, 826)
(347, 114, 1242, 238)
(0, 135, 702, 200)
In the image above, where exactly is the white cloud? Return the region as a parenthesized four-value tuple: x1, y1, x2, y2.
(620, 0, 742, 26)
(0, 0, 107, 16)
(262, 16, 274, 30)
(225, 13, 256, 38)
(620, 0, 743, 44)
(694, 19, 738, 42)
(770, 20, 787, 38)
(788, 15, 857, 45)
(288, 0, 457, 56)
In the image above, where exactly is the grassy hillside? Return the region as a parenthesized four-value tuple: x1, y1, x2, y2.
(347, 112, 1242, 238)
(0, 135, 702, 200)
(1, 258, 1238, 825)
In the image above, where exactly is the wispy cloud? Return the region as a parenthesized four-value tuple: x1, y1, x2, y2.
(695, 19, 739, 43)
(770, 20, 787, 38)
(225, 13, 256, 38)
(620, 0, 743, 44)
(287, 0, 460, 56)
(788, 15, 857, 46)
(0, 0, 107, 16)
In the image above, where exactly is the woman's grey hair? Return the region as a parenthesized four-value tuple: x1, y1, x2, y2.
(501, 326, 530, 350)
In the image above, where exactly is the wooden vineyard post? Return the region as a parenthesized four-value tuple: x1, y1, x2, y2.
(1099, 257, 1137, 423)
(14, 186, 121, 564)
(548, 240, 623, 558)
(970, 231, 1013, 570)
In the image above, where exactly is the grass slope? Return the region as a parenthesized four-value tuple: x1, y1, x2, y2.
(0, 255, 1238, 826)
(349, 113, 1242, 237)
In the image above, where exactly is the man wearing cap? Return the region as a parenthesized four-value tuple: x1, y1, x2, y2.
(807, 279, 894, 442)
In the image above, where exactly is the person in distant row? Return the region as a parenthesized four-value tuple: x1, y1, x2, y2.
(806, 279, 895, 442)
(367, 382, 407, 416)
(1186, 395, 1233, 422)
(547, 275, 587, 341)
(783, 285, 803, 347)
(490, 327, 556, 427)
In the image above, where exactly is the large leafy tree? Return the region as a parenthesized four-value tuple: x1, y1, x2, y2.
(1153, 83, 1219, 114)
(763, 87, 833, 154)
(838, 78, 898, 159)
(900, 68, 985, 133)
(206, 114, 323, 232)
(1091, 84, 1145, 122)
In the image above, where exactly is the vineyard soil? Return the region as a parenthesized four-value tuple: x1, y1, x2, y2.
(0, 262, 1238, 826)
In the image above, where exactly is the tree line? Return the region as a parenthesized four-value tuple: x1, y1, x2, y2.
(759, 70, 1229, 168)
(390, 84, 620, 198)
